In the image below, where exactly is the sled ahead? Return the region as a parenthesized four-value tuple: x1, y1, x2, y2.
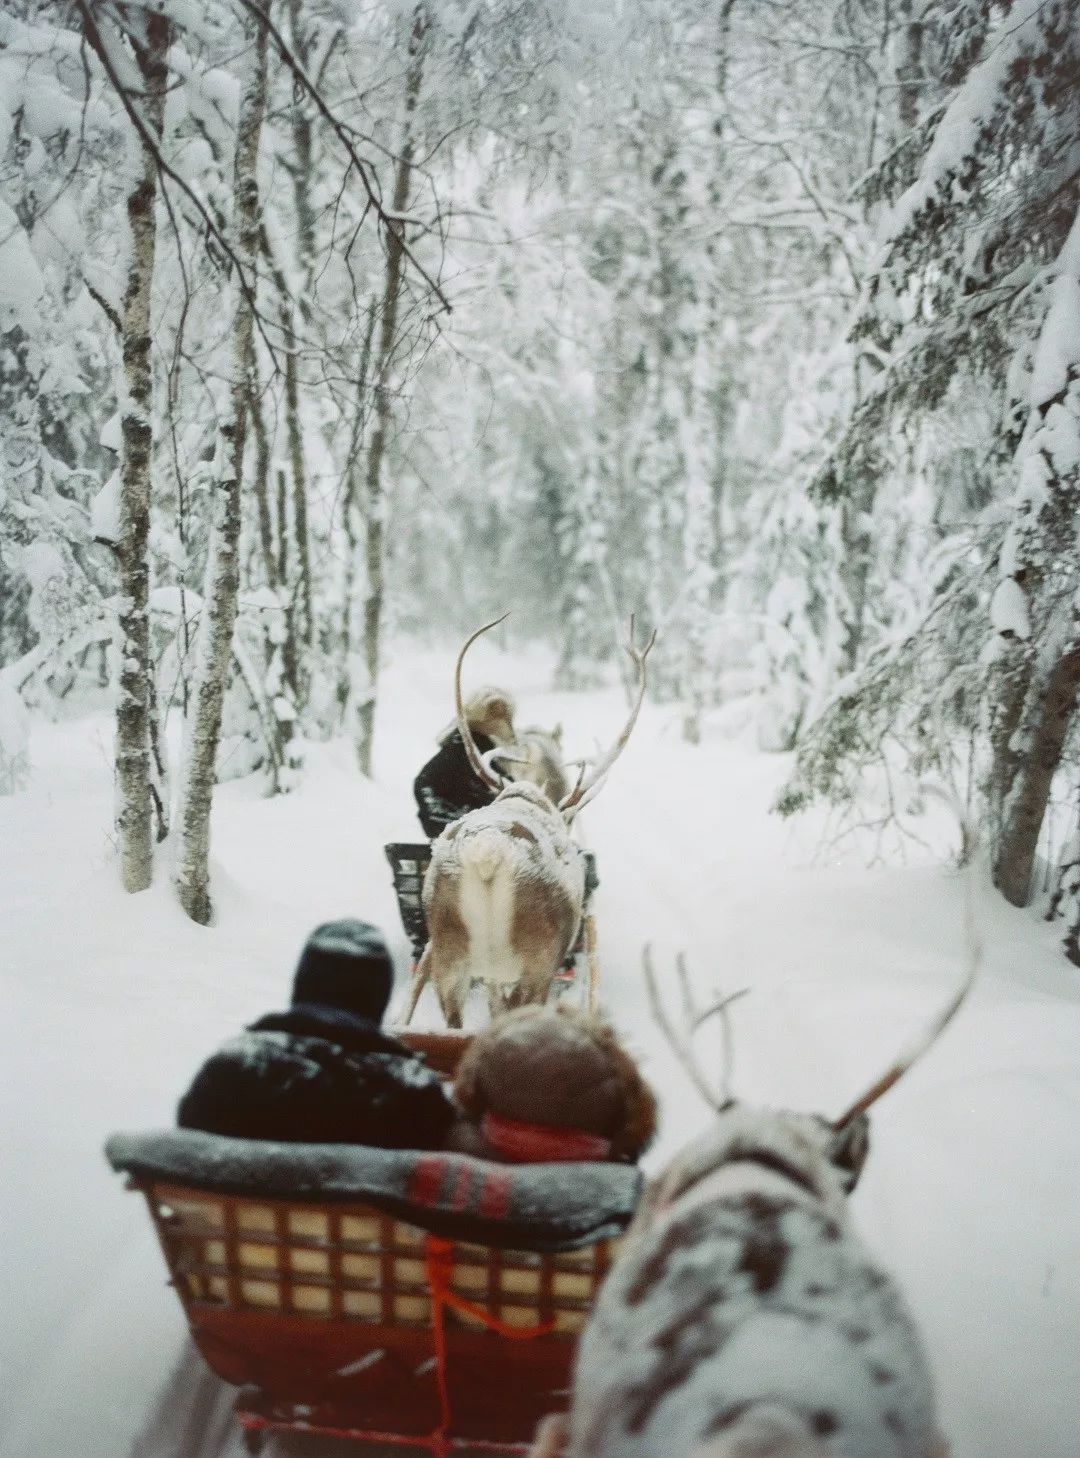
(106, 1033, 638, 1456)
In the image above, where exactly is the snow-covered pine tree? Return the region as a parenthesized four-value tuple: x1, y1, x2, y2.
(779, 1, 1080, 918)
(992, 208, 1080, 913)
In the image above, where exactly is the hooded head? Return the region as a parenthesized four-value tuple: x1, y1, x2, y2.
(439, 687, 516, 748)
(290, 919, 394, 1027)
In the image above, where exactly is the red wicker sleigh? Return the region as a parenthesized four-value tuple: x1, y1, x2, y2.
(106, 1033, 638, 1456)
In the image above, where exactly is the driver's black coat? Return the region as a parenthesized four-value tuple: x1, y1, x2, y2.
(413, 729, 499, 839)
(177, 1006, 455, 1150)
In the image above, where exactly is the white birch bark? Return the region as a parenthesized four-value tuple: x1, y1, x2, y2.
(114, 10, 169, 893)
(356, 10, 426, 777)
(174, 10, 269, 923)
(680, 342, 715, 745)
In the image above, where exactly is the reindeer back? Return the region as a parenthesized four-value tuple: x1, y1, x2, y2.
(567, 1114, 939, 1458)
(426, 783, 584, 908)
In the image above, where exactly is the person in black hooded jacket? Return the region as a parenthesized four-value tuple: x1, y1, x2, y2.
(177, 920, 454, 1149)
(413, 687, 516, 839)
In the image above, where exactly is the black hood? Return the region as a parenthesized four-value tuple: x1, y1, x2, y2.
(290, 919, 394, 1025)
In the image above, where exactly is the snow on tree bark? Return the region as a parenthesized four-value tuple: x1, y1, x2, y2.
(174, 10, 269, 924)
(113, 9, 170, 894)
(338, 304, 375, 729)
(356, 8, 426, 778)
(992, 209, 1080, 909)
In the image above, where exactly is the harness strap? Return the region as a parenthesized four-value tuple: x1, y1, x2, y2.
(424, 1235, 557, 1455)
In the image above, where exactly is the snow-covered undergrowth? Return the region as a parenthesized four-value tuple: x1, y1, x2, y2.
(1, 642, 1078, 1458)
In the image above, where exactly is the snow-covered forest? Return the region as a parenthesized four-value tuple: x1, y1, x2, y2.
(2, 2, 1080, 1457)
(3, 0, 1079, 930)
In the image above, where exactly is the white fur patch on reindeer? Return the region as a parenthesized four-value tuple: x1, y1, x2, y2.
(428, 783, 585, 908)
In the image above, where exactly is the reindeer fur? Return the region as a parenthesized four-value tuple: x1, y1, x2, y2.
(553, 1108, 945, 1458)
(513, 725, 571, 804)
(415, 781, 585, 1027)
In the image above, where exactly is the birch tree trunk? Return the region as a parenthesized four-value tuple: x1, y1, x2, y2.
(356, 10, 426, 777)
(260, 229, 311, 698)
(174, 11, 269, 924)
(277, 0, 317, 664)
(338, 305, 376, 726)
(680, 363, 713, 744)
(114, 10, 169, 893)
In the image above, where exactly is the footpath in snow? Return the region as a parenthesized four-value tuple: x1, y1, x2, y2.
(1, 642, 1079, 1458)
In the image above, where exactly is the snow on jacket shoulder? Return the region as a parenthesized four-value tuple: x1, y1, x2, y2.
(176, 1007, 455, 1151)
(413, 729, 499, 839)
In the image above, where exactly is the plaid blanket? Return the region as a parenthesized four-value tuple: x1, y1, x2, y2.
(106, 1129, 640, 1252)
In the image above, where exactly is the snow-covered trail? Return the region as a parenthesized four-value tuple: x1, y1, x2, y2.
(2, 642, 1079, 1458)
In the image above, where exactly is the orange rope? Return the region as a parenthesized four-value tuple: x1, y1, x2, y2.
(424, 1236, 557, 1455)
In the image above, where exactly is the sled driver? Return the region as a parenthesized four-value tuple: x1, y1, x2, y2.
(413, 687, 517, 839)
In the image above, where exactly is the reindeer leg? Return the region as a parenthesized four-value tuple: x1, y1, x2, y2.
(584, 915, 600, 1014)
(528, 1413, 568, 1458)
(514, 958, 557, 1010)
(437, 965, 467, 1030)
(400, 949, 431, 1026)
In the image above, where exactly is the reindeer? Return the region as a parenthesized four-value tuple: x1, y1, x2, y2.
(531, 872, 977, 1458)
(510, 723, 572, 805)
(403, 614, 655, 1028)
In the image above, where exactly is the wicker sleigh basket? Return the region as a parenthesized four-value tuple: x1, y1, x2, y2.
(106, 1035, 638, 1455)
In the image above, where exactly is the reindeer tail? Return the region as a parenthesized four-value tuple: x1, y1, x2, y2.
(692, 1405, 828, 1458)
(458, 828, 506, 884)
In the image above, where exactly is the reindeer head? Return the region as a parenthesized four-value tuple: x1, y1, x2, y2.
(453, 613, 656, 821)
(639, 1108, 871, 1239)
(639, 893, 978, 1234)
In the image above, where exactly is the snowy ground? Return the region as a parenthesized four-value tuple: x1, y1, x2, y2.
(2, 640, 1079, 1458)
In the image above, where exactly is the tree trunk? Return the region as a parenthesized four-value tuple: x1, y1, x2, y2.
(247, 375, 296, 793)
(992, 641, 1080, 907)
(1049, 802, 1080, 966)
(987, 635, 1033, 837)
(357, 10, 426, 777)
(148, 665, 170, 842)
(174, 10, 269, 924)
(836, 445, 882, 672)
(680, 473, 712, 743)
(835, 1, 922, 678)
(284, 312, 312, 651)
(260, 229, 312, 687)
(896, 0, 925, 131)
(248, 376, 276, 590)
(113, 9, 169, 893)
(989, 211, 1080, 906)
(338, 305, 376, 726)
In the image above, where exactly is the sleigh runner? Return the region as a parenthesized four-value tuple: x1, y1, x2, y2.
(106, 1034, 637, 1456)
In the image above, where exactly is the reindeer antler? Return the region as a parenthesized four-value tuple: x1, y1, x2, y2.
(559, 616, 657, 816)
(455, 614, 511, 793)
(644, 946, 747, 1112)
(832, 786, 980, 1130)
